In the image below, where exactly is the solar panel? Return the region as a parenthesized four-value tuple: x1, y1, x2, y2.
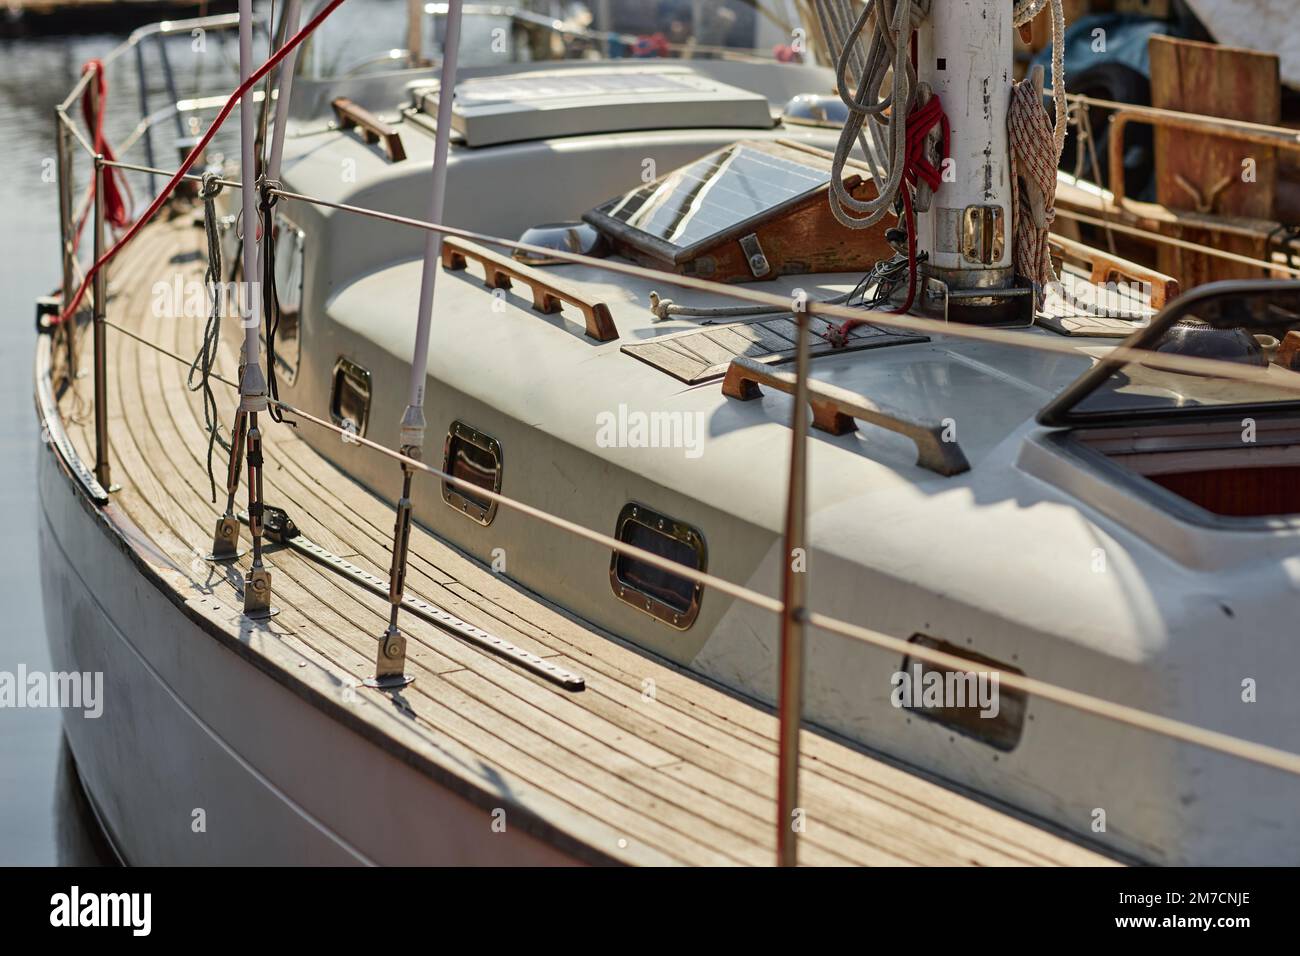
(594, 144, 832, 254)
(413, 66, 774, 147)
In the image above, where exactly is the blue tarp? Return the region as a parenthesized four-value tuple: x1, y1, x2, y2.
(1030, 13, 1188, 81)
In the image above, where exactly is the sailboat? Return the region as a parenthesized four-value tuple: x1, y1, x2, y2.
(33, 0, 1300, 865)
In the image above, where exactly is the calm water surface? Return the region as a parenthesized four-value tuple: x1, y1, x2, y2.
(0, 32, 131, 866)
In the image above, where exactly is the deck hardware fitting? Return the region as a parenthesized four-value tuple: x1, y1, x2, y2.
(739, 232, 771, 278)
(209, 407, 249, 560)
(241, 565, 278, 620)
(237, 514, 584, 690)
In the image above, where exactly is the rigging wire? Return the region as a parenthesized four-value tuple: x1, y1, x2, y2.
(188, 172, 233, 503)
(54, 0, 347, 327)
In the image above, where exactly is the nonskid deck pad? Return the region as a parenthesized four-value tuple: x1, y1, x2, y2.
(623, 315, 928, 384)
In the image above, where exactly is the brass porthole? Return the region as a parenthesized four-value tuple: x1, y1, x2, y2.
(441, 420, 503, 526)
(609, 502, 706, 630)
(329, 357, 371, 439)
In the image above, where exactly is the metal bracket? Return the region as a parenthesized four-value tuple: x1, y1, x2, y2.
(739, 233, 771, 278)
(208, 515, 244, 561)
(35, 295, 59, 335)
(238, 514, 584, 690)
(366, 629, 415, 689)
(242, 565, 278, 619)
(920, 273, 1037, 327)
(961, 205, 1006, 265)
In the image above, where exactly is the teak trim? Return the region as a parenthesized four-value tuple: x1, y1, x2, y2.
(1049, 232, 1180, 310)
(331, 97, 407, 162)
(722, 356, 970, 476)
(441, 237, 618, 342)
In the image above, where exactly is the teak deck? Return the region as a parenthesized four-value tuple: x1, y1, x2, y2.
(55, 212, 1115, 866)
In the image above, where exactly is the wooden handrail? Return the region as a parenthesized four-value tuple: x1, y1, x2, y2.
(1049, 232, 1179, 310)
(441, 237, 618, 342)
(331, 97, 406, 162)
(722, 356, 970, 476)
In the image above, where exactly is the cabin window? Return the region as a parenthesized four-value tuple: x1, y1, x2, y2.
(329, 358, 371, 439)
(441, 421, 503, 525)
(609, 503, 706, 630)
(899, 635, 1027, 752)
(271, 213, 304, 385)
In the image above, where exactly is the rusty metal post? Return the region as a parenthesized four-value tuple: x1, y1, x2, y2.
(91, 154, 111, 491)
(55, 109, 77, 379)
(775, 299, 811, 867)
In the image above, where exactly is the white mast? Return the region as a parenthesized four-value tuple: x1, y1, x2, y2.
(238, 0, 266, 404)
(914, 0, 1015, 293)
(266, 0, 303, 183)
(237, 0, 273, 618)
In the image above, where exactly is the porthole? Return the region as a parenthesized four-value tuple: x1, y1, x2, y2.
(329, 358, 371, 439)
(270, 213, 304, 385)
(609, 503, 706, 630)
(442, 420, 502, 525)
(899, 635, 1027, 752)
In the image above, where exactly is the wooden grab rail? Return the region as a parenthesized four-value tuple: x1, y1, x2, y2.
(722, 356, 970, 476)
(441, 237, 619, 342)
(331, 97, 407, 162)
(1049, 232, 1179, 311)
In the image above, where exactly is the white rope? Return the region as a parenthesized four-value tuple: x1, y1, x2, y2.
(1016, 0, 1069, 157)
(823, 0, 926, 230)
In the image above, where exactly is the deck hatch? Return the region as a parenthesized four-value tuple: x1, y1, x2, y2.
(623, 315, 927, 385)
(413, 66, 773, 148)
(1039, 280, 1300, 427)
(584, 139, 899, 283)
(442, 420, 503, 525)
(610, 503, 706, 630)
(329, 358, 372, 438)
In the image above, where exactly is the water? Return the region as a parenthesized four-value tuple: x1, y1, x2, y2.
(0, 33, 134, 866)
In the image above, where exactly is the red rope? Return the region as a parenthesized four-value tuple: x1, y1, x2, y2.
(56, 0, 346, 325)
(77, 59, 133, 235)
(829, 93, 950, 344)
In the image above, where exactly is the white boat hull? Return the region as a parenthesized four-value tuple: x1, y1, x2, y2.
(37, 427, 580, 866)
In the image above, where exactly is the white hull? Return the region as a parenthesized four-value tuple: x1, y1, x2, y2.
(37, 421, 581, 866)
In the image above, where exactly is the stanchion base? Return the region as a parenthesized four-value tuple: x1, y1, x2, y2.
(363, 674, 416, 690)
(243, 566, 274, 618)
(208, 515, 243, 562)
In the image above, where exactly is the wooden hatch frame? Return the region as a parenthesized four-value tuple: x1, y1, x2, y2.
(583, 139, 896, 283)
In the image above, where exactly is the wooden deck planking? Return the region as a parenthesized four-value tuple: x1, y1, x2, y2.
(55, 214, 1114, 866)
